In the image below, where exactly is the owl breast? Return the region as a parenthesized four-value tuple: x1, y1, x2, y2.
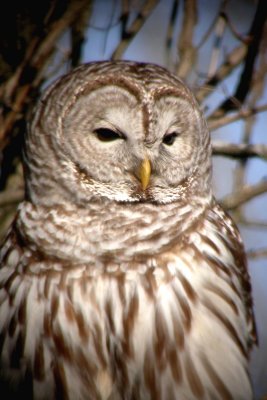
(0, 201, 253, 400)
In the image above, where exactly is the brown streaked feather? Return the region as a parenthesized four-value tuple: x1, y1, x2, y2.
(200, 352, 234, 400)
(184, 352, 205, 398)
(0, 61, 256, 400)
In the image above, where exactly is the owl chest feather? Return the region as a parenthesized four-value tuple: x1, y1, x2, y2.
(0, 201, 253, 399)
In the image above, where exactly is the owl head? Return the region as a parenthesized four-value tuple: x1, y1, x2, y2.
(24, 61, 212, 206)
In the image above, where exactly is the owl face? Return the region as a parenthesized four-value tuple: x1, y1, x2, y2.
(25, 62, 212, 205)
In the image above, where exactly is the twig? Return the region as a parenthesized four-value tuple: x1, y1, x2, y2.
(0, 0, 90, 151)
(237, 217, 267, 228)
(232, 115, 256, 221)
(247, 248, 267, 259)
(195, 44, 247, 102)
(70, 4, 92, 67)
(196, 1, 227, 50)
(222, 11, 252, 44)
(212, 0, 267, 115)
(111, 0, 159, 60)
(220, 180, 267, 210)
(119, 0, 131, 43)
(212, 141, 267, 160)
(207, 10, 227, 78)
(175, 0, 197, 79)
(166, 0, 179, 50)
(207, 103, 267, 130)
(231, 39, 267, 220)
(0, 189, 24, 207)
(31, 1, 90, 69)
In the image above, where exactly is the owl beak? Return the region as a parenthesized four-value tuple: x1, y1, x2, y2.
(139, 158, 151, 190)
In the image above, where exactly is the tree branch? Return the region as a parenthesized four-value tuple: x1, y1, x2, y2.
(207, 103, 267, 130)
(247, 248, 267, 259)
(111, 0, 159, 60)
(175, 0, 197, 79)
(195, 44, 247, 102)
(166, 0, 179, 50)
(212, 0, 267, 115)
(207, 9, 227, 78)
(212, 141, 267, 160)
(0, 0, 90, 151)
(220, 180, 267, 210)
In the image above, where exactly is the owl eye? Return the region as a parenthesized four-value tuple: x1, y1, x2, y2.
(94, 128, 122, 142)
(163, 132, 178, 146)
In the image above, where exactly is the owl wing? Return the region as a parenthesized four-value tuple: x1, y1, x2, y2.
(0, 225, 34, 398)
(208, 203, 257, 348)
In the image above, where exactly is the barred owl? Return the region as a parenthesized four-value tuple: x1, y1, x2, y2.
(0, 61, 256, 400)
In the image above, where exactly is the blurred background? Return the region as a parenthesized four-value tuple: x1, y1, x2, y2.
(0, 0, 266, 397)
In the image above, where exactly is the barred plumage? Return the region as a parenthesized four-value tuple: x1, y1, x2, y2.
(0, 61, 256, 399)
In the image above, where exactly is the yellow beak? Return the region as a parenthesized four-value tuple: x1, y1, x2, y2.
(139, 158, 151, 190)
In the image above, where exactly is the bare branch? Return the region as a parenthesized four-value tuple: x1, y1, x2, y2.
(212, 141, 267, 160)
(31, 1, 90, 69)
(236, 217, 267, 228)
(230, 40, 267, 219)
(0, 0, 91, 151)
(195, 44, 247, 102)
(175, 0, 197, 79)
(196, 2, 224, 50)
(220, 180, 267, 210)
(0, 189, 24, 208)
(166, 0, 179, 50)
(207, 10, 227, 78)
(207, 103, 267, 131)
(196, 1, 250, 52)
(111, 0, 159, 60)
(222, 11, 252, 44)
(247, 248, 267, 259)
(71, 5, 93, 67)
(212, 0, 267, 116)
